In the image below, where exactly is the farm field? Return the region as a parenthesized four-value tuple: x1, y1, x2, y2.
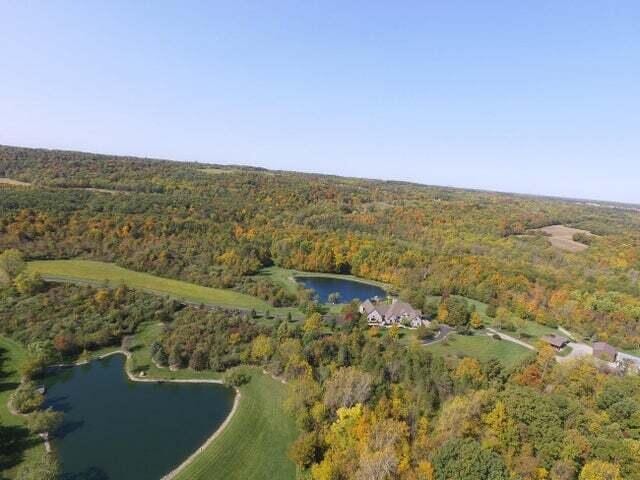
(0, 336, 44, 478)
(27, 260, 276, 312)
(425, 332, 535, 369)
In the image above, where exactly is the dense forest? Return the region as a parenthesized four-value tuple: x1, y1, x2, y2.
(1, 145, 640, 479)
(1, 145, 639, 349)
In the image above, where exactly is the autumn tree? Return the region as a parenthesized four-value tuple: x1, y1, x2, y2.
(579, 461, 622, 480)
(0, 248, 25, 280)
(323, 367, 373, 411)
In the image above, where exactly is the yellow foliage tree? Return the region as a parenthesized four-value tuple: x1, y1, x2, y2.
(470, 311, 483, 329)
(579, 460, 621, 480)
(250, 335, 274, 363)
(437, 303, 448, 323)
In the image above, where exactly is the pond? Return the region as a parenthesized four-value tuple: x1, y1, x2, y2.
(295, 275, 387, 303)
(43, 354, 235, 480)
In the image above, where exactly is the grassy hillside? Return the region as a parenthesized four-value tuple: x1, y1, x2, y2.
(173, 368, 297, 480)
(27, 260, 272, 311)
(425, 332, 535, 369)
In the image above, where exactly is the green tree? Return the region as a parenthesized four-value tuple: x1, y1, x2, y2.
(20, 273, 43, 296)
(0, 248, 25, 279)
(16, 452, 60, 480)
(26, 408, 64, 435)
(432, 438, 508, 480)
(10, 382, 44, 414)
(288, 431, 320, 468)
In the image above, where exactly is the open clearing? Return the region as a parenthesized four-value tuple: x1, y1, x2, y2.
(425, 332, 535, 369)
(27, 260, 272, 311)
(534, 224, 595, 252)
(0, 178, 31, 187)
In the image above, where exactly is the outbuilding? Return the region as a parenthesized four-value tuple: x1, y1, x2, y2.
(593, 342, 617, 362)
(541, 334, 569, 350)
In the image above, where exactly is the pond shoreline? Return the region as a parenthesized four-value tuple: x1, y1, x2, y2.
(48, 350, 241, 479)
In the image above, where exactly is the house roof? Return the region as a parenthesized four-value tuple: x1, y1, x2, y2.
(542, 334, 569, 348)
(361, 299, 376, 315)
(385, 300, 421, 319)
(593, 342, 617, 357)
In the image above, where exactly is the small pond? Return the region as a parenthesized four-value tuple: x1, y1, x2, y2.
(295, 275, 387, 303)
(44, 354, 235, 480)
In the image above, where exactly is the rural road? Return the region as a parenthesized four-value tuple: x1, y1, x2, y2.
(485, 328, 536, 351)
(556, 342, 593, 363)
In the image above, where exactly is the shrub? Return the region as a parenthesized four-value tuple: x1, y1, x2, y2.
(10, 382, 44, 414)
(26, 408, 64, 435)
(225, 370, 251, 387)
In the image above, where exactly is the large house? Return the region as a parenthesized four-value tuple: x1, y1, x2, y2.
(359, 298, 425, 328)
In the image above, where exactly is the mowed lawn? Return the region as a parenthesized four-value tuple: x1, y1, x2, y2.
(174, 367, 297, 480)
(0, 336, 45, 478)
(123, 324, 297, 479)
(27, 260, 271, 311)
(426, 332, 535, 369)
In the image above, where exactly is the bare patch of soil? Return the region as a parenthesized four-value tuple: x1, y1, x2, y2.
(535, 224, 596, 252)
(0, 177, 31, 187)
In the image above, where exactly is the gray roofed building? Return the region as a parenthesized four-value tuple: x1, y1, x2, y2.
(541, 334, 569, 349)
(593, 342, 617, 362)
(360, 298, 425, 328)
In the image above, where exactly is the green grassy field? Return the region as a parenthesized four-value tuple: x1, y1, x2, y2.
(425, 332, 535, 369)
(27, 260, 273, 311)
(0, 336, 44, 478)
(173, 367, 297, 480)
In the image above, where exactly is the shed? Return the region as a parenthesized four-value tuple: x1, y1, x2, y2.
(541, 334, 569, 350)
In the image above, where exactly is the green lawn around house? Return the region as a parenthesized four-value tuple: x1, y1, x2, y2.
(0, 336, 45, 479)
(27, 260, 272, 311)
(425, 332, 535, 370)
(426, 295, 558, 343)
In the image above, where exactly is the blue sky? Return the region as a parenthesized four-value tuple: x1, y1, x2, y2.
(1, 1, 639, 203)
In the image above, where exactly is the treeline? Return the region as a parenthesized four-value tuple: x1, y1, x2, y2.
(1, 145, 639, 350)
